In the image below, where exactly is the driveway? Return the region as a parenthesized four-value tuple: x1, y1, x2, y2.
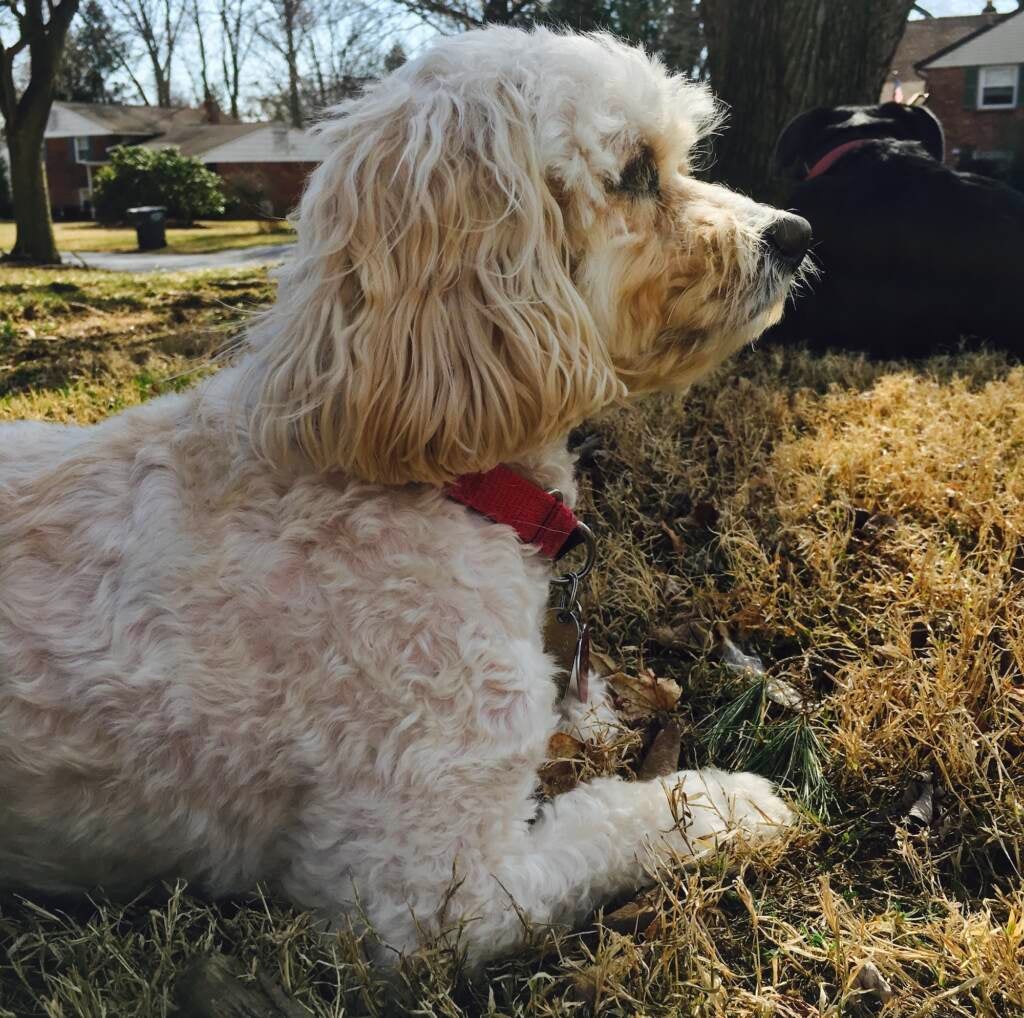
(62, 242, 295, 273)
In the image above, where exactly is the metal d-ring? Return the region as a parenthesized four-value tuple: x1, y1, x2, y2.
(546, 487, 596, 599)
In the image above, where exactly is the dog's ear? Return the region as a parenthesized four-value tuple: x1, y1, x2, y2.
(241, 73, 622, 485)
(877, 101, 945, 162)
(774, 107, 835, 178)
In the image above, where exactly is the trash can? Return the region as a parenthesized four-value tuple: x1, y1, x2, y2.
(127, 206, 167, 251)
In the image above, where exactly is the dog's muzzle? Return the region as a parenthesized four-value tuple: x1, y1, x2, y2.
(765, 213, 812, 269)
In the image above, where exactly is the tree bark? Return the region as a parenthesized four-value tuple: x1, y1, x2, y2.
(0, 0, 80, 264)
(702, 0, 916, 201)
(6, 130, 59, 263)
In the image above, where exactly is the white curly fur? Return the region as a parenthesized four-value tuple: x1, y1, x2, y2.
(0, 28, 803, 967)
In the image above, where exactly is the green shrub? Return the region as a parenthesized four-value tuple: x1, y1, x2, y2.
(93, 146, 226, 225)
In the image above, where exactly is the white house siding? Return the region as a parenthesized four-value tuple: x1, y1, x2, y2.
(926, 11, 1024, 67)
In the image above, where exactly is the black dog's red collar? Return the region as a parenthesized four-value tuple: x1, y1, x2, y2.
(447, 465, 586, 561)
(806, 138, 874, 179)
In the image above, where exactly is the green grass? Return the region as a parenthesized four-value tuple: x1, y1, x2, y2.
(1, 269, 1023, 1016)
(0, 219, 295, 256)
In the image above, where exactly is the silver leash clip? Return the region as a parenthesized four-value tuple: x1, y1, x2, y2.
(547, 490, 595, 702)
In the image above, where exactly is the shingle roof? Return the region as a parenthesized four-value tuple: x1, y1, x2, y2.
(137, 122, 267, 157)
(54, 101, 211, 135)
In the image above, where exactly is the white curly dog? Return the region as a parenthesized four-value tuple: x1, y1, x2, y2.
(0, 28, 811, 966)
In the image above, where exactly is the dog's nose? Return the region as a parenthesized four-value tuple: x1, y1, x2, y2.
(766, 214, 812, 265)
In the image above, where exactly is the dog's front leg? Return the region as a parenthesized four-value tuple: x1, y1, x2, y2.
(362, 766, 791, 968)
(467, 768, 789, 963)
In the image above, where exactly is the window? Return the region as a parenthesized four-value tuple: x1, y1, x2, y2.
(73, 136, 91, 162)
(978, 65, 1018, 109)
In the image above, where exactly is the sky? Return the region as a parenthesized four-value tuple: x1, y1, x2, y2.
(912, 0, 1018, 14)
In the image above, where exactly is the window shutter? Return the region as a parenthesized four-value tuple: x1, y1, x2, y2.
(964, 66, 979, 109)
(1018, 64, 1024, 107)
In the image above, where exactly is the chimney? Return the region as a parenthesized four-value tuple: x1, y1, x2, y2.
(982, 1, 997, 11)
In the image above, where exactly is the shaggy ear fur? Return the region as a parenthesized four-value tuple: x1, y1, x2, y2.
(241, 66, 623, 485)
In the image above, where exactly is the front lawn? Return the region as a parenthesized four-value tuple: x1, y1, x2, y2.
(0, 219, 296, 257)
(0, 269, 1021, 1016)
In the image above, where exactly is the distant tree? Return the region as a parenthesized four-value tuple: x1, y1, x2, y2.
(92, 144, 225, 223)
(388, 0, 543, 29)
(0, 0, 80, 263)
(383, 41, 406, 71)
(218, 0, 256, 120)
(701, 0, 917, 199)
(256, 7, 387, 121)
(189, 0, 213, 107)
(544, 0, 661, 51)
(55, 0, 126, 102)
(107, 0, 187, 106)
(258, 0, 314, 127)
(660, 0, 703, 77)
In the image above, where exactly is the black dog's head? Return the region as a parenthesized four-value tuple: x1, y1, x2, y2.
(775, 102, 945, 180)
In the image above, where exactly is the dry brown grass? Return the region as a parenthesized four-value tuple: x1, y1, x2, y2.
(0, 276, 1021, 1016)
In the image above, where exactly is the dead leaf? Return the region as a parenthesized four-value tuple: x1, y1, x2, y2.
(853, 960, 893, 1004)
(651, 617, 709, 652)
(547, 732, 585, 759)
(636, 721, 682, 780)
(585, 652, 621, 683)
(539, 733, 586, 796)
(608, 669, 681, 720)
(601, 889, 662, 938)
(898, 772, 936, 833)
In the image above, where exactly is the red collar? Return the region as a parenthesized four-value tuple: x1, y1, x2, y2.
(447, 465, 585, 561)
(806, 138, 874, 179)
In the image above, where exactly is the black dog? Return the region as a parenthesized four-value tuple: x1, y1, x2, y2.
(769, 101, 1024, 355)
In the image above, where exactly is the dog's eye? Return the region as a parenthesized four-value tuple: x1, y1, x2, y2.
(616, 146, 660, 198)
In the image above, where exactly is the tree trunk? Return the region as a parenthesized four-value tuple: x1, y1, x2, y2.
(6, 129, 60, 263)
(702, 0, 916, 200)
(284, 0, 302, 128)
(0, 0, 80, 264)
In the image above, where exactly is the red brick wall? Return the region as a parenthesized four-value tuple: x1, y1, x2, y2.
(44, 138, 88, 213)
(925, 66, 1024, 164)
(45, 134, 146, 217)
(213, 162, 317, 217)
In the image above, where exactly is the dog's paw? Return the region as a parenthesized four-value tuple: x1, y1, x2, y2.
(716, 770, 794, 835)
(666, 768, 793, 850)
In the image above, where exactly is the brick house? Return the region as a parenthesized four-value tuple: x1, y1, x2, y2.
(44, 102, 210, 218)
(881, 9, 1003, 102)
(43, 101, 329, 219)
(916, 8, 1024, 179)
(139, 122, 330, 217)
